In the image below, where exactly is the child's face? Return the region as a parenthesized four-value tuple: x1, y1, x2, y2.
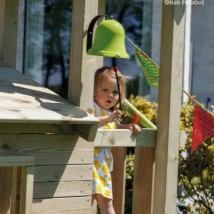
(94, 75, 119, 110)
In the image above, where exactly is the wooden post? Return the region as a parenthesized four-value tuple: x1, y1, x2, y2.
(152, 1, 185, 214)
(68, 1, 105, 214)
(111, 148, 127, 214)
(0, 168, 11, 213)
(132, 148, 155, 214)
(68, 0, 103, 109)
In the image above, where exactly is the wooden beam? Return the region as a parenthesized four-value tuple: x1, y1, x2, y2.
(68, 0, 103, 110)
(33, 197, 92, 213)
(94, 129, 156, 147)
(111, 148, 127, 214)
(75, 124, 98, 142)
(132, 148, 155, 214)
(0, 168, 11, 213)
(152, 2, 185, 214)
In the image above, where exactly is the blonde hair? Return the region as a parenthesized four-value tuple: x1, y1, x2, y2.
(94, 66, 128, 104)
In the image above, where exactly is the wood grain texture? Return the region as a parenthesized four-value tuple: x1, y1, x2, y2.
(0, 154, 34, 166)
(34, 165, 93, 182)
(19, 166, 34, 213)
(132, 148, 155, 214)
(0, 67, 98, 141)
(68, 0, 102, 110)
(33, 197, 92, 214)
(152, 3, 185, 214)
(0, 154, 34, 214)
(94, 129, 156, 147)
(0, 134, 94, 165)
(0, 68, 97, 124)
(112, 148, 127, 214)
(34, 181, 92, 198)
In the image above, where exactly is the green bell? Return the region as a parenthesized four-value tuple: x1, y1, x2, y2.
(87, 19, 130, 59)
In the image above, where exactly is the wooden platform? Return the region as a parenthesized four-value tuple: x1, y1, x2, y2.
(0, 68, 98, 213)
(0, 67, 98, 141)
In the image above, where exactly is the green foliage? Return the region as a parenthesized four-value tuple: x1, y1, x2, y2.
(126, 153, 135, 189)
(177, 102, 214, 214)
(122, 95, 158, 125)
(123, 96, 214, 213)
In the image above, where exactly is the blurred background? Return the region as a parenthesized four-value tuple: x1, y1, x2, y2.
(24, 0, 214, 107)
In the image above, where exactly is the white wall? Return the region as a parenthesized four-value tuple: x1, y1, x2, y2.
(151, 0, 214, 106)
(150, 0, 162, 102)
(191, 0, 214, 105)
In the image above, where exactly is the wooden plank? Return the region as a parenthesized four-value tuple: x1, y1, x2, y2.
(34, 165, 93, 182)
(0, 123, 75, 134)
(33, 151, 93, 165)
(33, 181, 92, 198)
(0, 150, 93, 166)
(33, 197, 92, 214)
(19, 166, 34, 214)
(0, 155, 34, 167)
(111, 148, 127, 214)
(0, 96, 97, 124)
(0, 154, 34, 213)
(75, 123, 98, 142)
(0, 168, 11, 214)
(152, 3, 185, 214)
(91, 200, 97, 214)
(94, 129, 156, 147)
(11, 167, 19, 214)
(0, 134, 94, 165)
(0, 134, 92, 149)
(0, 67, 98, 141)
(132, 148, 155, 214)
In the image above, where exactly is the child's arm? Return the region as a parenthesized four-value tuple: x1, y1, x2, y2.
(97, 110, 122, 127)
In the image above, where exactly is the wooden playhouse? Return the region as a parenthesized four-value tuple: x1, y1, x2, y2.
(0, 0, 186, 213)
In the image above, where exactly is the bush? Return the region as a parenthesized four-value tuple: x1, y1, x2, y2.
(122, 95, 158, 125)
(177, 102, 214, 214)
(123, 96, 214, 214)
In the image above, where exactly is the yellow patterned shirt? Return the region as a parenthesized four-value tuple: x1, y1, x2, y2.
(92, 102, 116, 199)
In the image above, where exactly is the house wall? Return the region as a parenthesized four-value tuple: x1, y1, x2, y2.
(151, 0, 214, 106)
(191, 0, 214, 105)
(150, 0, 162, 102)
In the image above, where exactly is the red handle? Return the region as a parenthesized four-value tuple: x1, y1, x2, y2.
(134, 113, 139, 124)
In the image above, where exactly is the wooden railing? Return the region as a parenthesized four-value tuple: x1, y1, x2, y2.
(93, 128, 157, 214)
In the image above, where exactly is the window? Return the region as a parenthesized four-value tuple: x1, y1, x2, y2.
(24, 0, 72, 98)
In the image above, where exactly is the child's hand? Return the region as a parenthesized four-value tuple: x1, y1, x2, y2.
(132, 124, 142, 135)
(108, 110, 123, 123)
(119, 123, 142, 135)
